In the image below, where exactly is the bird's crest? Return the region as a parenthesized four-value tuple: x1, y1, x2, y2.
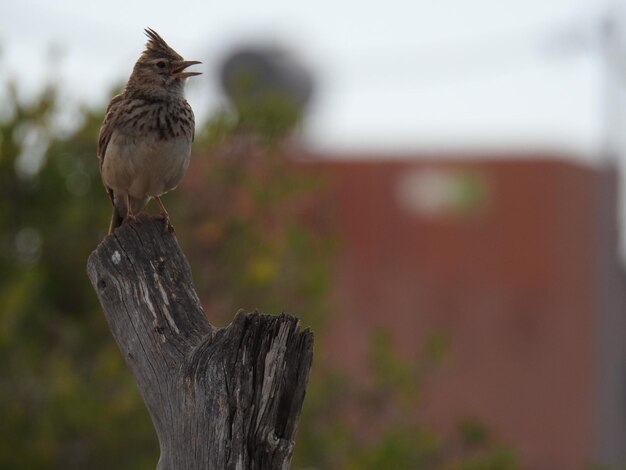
(142, 28, 183, 61)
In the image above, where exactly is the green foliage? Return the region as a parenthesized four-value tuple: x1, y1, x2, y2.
(293, 331, 518, 470)
(224, 66, 306, 138)
(177, 112, 333, 330)
(0, 79, 158, 469)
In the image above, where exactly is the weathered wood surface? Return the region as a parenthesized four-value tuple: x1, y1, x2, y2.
(86, 218, 313, 470)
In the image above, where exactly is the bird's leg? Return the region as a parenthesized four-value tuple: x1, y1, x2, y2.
(154, 196, 174, 232)
(123, 194, 138, 224)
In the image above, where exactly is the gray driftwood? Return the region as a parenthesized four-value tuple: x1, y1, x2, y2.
(86, 218, 313, 470)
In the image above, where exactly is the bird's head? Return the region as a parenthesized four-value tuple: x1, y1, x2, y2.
(126, 28, 202, 99)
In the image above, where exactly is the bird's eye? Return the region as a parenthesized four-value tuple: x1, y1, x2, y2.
(156, 61, 167, 69)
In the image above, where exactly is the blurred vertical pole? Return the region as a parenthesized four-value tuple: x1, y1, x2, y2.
(597, 9, 626, 466)
(601, 7, 626, 262)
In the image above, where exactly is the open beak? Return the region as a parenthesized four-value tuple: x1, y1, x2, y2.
(172, 60, 202, 78)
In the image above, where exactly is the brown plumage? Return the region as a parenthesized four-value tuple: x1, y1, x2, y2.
(97, 28, 201, 234)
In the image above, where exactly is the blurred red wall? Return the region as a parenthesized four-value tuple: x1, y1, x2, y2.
(303, 156, 626, 470)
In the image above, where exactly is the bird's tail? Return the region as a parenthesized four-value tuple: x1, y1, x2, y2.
(108, 207, 124, 234)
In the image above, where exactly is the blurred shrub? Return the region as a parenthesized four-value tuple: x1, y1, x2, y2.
(294, 331, 517, 470)
(177, 110, 333, 331)
(0, 81, 157, 469)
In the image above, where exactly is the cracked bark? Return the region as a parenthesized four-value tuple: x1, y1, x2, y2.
(86, 218, 313, 469)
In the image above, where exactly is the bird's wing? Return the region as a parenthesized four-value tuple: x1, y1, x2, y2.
(184, 99, 195, 142)
(97, 93, 124, 169)
(97, 94, 124, 204)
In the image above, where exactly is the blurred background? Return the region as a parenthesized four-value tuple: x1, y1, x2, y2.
(2, 0, 626, 469)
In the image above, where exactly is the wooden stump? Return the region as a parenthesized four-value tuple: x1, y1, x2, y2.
(86, 219, 313, 469)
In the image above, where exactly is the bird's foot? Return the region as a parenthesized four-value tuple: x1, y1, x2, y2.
(153, 197, 174, 233)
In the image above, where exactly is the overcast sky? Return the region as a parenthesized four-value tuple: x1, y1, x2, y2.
(1, 0, 619, 161)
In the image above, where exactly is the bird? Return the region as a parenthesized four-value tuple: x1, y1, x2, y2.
(97, 28, 201, 234)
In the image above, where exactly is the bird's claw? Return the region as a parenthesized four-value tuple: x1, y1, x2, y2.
(163, 217, 175, 233)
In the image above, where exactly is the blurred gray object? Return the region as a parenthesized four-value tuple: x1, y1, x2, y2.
(220, 46, 314, 115)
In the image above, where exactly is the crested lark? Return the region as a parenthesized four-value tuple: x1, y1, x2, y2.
(98, 28, 201, 234)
